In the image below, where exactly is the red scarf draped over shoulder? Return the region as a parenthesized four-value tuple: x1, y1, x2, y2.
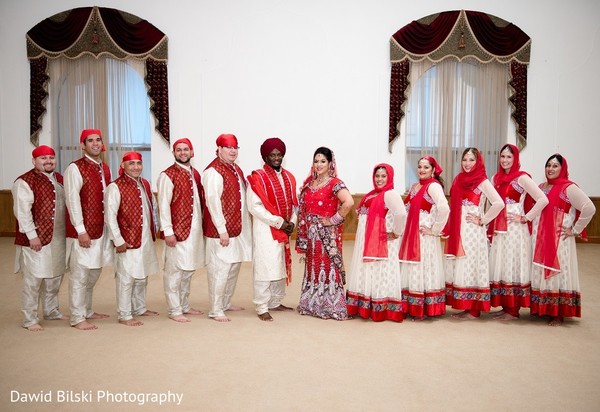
(399, 155, 444, 262)
(399, 179, 435, 262)
(357, 163, 394, 261)
(533, 155, 585, 278)
(247, 164, 298, 284)
(488, 144, 529, 237)
(443, 152, 487, 257)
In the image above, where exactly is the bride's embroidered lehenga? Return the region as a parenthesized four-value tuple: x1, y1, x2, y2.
(296, 177, 349, 320)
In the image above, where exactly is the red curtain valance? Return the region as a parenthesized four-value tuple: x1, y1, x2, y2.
(26, 6, 170, 145)
(389, 10, 531, 150)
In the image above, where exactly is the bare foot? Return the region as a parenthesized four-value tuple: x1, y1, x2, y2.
(212, 315, 230, 322)
(170, 314, 191, 323)
(119, 318, 144, 326)
(411, 315, 427, 322)
(88, 312, 110, 319)
(72, 320, 98, 330)
(139, 310, 159, 316)
(491, 310, 506, 318)
(226, 305, 245, 311)
(548, 316, 563, 326)
(451, 311, 479, 320)
(258, 312, 273, 321)
(27, 324, 44, 331)
(492, 313, 519, 321)
(271, 304, 294, 311)
(184, 308, 204, 315)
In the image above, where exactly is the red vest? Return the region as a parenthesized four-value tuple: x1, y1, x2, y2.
(202, 157, 245, 238)
(66, 157, 111, 239)
(161, 164, 203, 241)
(14, 170, 64, 247)
(114, 175, 156, 249)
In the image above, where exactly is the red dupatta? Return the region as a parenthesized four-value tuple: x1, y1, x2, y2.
(399, 155, 443, 262)
(358, 163, 395, 261)
(533, 155, 584, 278)
(488, 144, 528, 237)
(443, 151, 487, 257)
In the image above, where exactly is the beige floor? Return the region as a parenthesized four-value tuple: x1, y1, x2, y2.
(0, 237, 599, 412)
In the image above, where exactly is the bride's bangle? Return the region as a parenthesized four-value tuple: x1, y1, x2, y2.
(330, 212, 344, 225)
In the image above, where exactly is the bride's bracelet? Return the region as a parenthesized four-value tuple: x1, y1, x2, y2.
(330, 212, 344, 226)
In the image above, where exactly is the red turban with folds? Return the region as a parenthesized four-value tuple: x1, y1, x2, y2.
(32, 145, 55, 158)
(260, 137, 286, 159)
(216, 134, 238, 148)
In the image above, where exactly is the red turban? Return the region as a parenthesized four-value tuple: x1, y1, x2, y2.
(216, 134, 239, 148)
(122, 152, 142, 162)
(260, 138, 286, 159)
(172, 138, 194, 152)
(32, 145, 55, 158)
(80, 129, 102, 143)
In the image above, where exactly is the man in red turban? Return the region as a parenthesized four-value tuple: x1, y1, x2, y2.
(202, 134, 252, 322)
(157, 138, 206, 322)
(64, 128, 113, 330)
(12, 145, 66, 331)
(105, 151, 159, 326)
(247, 137, 298, 321)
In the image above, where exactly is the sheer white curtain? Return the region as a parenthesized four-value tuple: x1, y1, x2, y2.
(404, 59, 510, 193)
(49, 55, 152, 180)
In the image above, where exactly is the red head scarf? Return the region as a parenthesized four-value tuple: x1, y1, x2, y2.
(533, 154, 579, 278)
(216, 134, 239, 148)
(118, 151, 142, 176)
(443, 148, 488, 257)
(358, 164, 395, 260)
(260, 137, 286, 159)
(80, 129, 102, 143)
(172, 138, 194, 156)
(488, 144, 529, 236)
(79, 129, 105, 152)
(32, 145, 55, 158)
(400, 156, 443, 262)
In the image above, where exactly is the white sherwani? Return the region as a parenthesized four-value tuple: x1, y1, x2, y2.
(157, 163, 205, 271)
(12, 172, 66, 327)
(202, 165, 252, 318)
(157, 162, 205, 318)
(247, 170, 297, 314)
(64, 155, 113, 269)
(105, 176, 159, 320)
(64, 155, 113, 325)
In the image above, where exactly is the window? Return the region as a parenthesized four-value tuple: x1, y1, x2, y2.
(404, 59, 510, 192)
(50, 56, 152, 180)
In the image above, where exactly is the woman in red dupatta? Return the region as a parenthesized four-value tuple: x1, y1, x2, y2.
(443, 148, 504, 320)
(346, 164, 406, 322)
(295, 147, 354, 320)
(399, 156, 449, 321)
(531, 154, 596, 326)
(488, 144, 548, 320)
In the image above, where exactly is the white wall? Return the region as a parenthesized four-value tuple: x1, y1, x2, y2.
(1, 0, 599, 195)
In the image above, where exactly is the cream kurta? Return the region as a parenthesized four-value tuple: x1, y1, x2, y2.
(64, 155, 113, 269)
(104, 176, 159, 279)
(13, 173, 67, 278)
(202, 167, 252, 264)
(246, 171, 297, 282)
(157, 162, 205, 270)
